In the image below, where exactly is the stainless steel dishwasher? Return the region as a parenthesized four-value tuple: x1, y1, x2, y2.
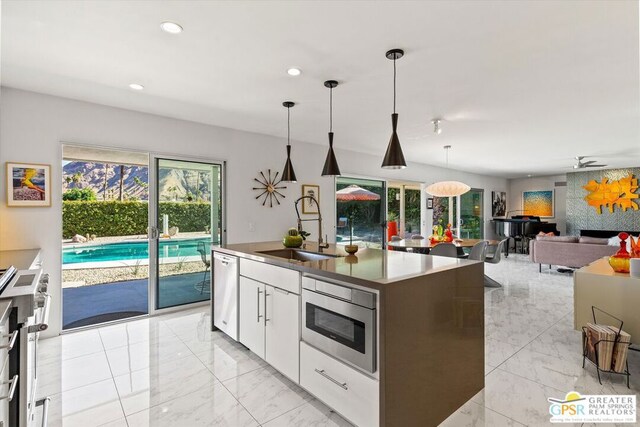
(212, 253, 239, 340)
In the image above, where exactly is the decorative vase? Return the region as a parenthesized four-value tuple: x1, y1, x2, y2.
(345, 244, 359, 254)
(630, 235, 640, 258)
(444, 223, 453, 242)
(283, 228, 303, 248)
(608, 232, 631, 273)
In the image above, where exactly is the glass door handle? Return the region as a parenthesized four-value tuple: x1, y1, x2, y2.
(148, 226, 160, 240)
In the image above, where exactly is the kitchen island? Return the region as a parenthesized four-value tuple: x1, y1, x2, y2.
(212, 242, 484, 427)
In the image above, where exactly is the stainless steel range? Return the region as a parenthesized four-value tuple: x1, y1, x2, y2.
(0, 264, 50, 427)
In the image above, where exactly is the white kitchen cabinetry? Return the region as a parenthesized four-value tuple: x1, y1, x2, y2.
(238, 276, 265, 359)
(265, 285, 299, 382)
(238, 259, 300, 383)
(300, 342, 379, 427)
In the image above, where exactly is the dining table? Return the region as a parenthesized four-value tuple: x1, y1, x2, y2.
(387, 238, 499, 256)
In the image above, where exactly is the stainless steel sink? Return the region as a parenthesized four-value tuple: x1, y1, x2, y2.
(257, 249, 339, 262)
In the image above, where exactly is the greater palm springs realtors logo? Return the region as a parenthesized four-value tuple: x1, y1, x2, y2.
(548, 391, 636, 423)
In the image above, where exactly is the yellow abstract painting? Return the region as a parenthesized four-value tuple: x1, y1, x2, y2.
(583, 174, 639, 214)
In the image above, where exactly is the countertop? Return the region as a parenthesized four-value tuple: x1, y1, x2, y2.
(576, 257, 640, 280)
(0, 249, 42, 270)
(215, 241, 480, 290)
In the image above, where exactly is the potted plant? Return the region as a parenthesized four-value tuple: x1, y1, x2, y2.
(387, 211, 399, 241)
(345, 205, 361, 254)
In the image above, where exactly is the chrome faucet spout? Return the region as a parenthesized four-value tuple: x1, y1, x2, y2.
(294, 195, 329, 252)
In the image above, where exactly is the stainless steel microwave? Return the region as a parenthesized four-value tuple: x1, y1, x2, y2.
(302, 278, 376, 373)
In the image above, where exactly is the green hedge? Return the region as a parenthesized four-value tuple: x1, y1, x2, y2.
(62, 201, 211, 238)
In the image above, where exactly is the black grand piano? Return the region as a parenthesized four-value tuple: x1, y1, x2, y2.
(492, 215, 559, 256)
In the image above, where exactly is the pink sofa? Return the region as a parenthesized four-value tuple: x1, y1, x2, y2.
(529, 235, 617, 271)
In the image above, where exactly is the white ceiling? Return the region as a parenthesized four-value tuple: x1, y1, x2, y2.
(2, 1, 639, 178)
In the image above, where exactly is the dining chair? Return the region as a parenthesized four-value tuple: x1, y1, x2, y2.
(429, 242, 457, 258)
(195, 241, 211, 294)
(484, 238, 508, 288)
(468, 241, 488, 261)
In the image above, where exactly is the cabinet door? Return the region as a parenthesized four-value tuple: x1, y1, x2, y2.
(265, 285, 300, 383)
(239, 277, 265, 359)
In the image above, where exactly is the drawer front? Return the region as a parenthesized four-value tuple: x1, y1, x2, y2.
(300, 342, 378, 427)
(240, 259, 300, 294)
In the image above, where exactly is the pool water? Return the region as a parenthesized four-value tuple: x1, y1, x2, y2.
(63, 238, 211, 264)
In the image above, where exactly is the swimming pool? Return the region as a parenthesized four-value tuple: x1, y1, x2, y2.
(62, 238, 211, 265)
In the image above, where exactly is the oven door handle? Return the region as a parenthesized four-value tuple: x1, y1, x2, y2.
(314, 369, 348, 390)
(36, 397, 51, 427)
(28, 294, 51, 333)
(0, 330, 18, 351)
(0, 374, 19, 401)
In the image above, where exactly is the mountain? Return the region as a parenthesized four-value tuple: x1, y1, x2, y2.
(62, 162, 213, 202)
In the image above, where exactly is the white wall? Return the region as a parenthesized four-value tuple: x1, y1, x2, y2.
(0, 88, 507, 337)
(507, 175, 567, 234)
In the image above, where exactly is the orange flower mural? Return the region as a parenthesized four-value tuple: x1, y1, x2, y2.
(583, 174, 639, 214)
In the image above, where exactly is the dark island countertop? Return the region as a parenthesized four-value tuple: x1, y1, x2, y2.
(214, 241, 480, 290)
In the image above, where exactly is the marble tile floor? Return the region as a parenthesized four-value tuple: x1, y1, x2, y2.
(35, 254, 639, 426)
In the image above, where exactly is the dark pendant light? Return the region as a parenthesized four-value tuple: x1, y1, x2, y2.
(281, 101, 297, 183)
(321, 80, 341, 176)
(381, 48, 407, 169)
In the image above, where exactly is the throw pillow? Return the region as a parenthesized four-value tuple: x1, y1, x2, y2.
(608, 235, 632, 252)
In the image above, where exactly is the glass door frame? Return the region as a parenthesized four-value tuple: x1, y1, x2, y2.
(334, 174, 388, 249)
(148, 153, 227, 316)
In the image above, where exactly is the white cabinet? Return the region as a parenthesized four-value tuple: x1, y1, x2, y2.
(238, 261, 300, 383)
(265, 285, 299, 382)
(300, 342, 379, 427)
(239, 276, 265, 359)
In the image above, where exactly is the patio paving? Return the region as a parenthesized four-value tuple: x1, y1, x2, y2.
(63, 271, 209, 329)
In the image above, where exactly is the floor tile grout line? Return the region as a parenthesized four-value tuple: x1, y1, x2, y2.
(97, 326, 130, 425)
(216, 375, 263, 426)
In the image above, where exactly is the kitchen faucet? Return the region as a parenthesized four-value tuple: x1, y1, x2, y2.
(294, 195, 329, 253)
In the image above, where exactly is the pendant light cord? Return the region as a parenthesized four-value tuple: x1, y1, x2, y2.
(393, 57, 397, 114)
(287, 106, 291, 146)
(329, 87, 333, 132)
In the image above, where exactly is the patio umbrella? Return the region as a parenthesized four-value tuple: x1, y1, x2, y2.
(336, 185, 381, 201)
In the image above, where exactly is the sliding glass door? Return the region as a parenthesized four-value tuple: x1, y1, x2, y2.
(460, 189, 484, 239)
(150, 157, 224, 310)
(433, 189, 484, 239)
(336, 177, 386, 249)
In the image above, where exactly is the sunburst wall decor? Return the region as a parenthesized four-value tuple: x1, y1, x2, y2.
(252, 169, 287, 207)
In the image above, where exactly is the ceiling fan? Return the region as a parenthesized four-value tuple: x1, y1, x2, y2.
(573, 156, 607, 169)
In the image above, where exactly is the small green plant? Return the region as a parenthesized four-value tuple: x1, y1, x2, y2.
(132, 259, 143, 276)
(176, 255, 187, 272)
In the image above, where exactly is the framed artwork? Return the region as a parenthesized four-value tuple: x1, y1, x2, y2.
(301, 184, 320, 214)
(427, 198, 434, 209)
(522, 190, 554, 218)
(491, 191, 507, 217)
(6, 162, 51, 207)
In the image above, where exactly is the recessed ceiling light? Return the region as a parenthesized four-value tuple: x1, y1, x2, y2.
(129, 83, 144, 91)
(287, 68, 301, 76)
(160, 21, 183, 34)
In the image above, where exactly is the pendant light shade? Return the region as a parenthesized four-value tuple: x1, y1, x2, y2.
(382, 113, 406, 169)
(281, 101, 297, 183)
(322, 80, 341, 176)
(426, 145, 470, 197)
(425, 181, 471, 197)
(381, 48, 407, 169)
